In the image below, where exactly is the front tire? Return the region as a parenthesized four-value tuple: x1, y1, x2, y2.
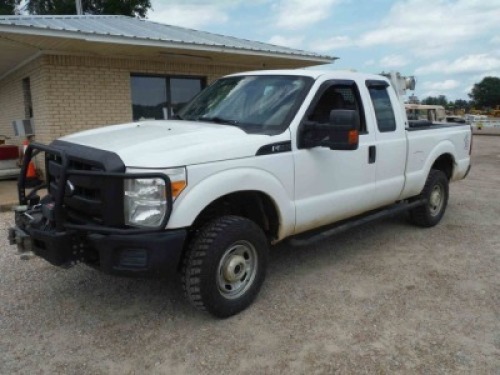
(409, 169, 449, 227)
(182, 216, 269, 318)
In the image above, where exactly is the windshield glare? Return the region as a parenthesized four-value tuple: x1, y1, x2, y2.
(178, 75, 312, 133)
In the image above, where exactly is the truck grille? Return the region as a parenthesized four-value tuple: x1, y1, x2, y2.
(46, 141, 126, 227)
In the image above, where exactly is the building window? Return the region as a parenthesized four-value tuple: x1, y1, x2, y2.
(130, 74, 205, 121)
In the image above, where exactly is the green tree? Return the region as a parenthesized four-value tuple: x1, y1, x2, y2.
(421, 95, 448, 107)
(453, 99, 469, 108)
(452, 99, 471, 111)
(468, 76, 500, 108)
(0, 0, 19, 15)
(26, 0, 151, 18)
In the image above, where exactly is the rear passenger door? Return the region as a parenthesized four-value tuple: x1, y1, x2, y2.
(365, 80, 407, 205)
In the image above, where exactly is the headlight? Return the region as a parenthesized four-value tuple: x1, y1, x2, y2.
(124, 168, 187, 228)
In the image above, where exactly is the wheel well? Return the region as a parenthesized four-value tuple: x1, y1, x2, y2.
(431, 153, 454, 180)
(191, 191, 280, 240)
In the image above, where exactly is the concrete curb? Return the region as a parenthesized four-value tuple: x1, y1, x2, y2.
(472, 131, 500, 136)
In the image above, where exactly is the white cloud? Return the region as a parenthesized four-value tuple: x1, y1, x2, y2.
(268, 35, 304, 49)
(307, 1, 499, 59)
(379, 54, 409, 68)
(415, 61, 447, 75)
(273, 0, 341, 30)
(422, 79, 460, 91)
(310, 36, 352, 52)
(148, 3, 228, 29)
(470, 71, 500, 82)
(417, 79, 473, 100)
(357, 0, 500, 57)
(416, 54, 500, 75)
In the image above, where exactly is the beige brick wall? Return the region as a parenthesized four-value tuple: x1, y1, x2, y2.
(0, 58, 44, 145)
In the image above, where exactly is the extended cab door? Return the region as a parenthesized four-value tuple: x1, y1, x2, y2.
(365, 80, 407, 205)
(293, 79, 378, 234)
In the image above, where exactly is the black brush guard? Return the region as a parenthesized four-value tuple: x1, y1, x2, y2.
(12, 142, 187, 277)
(18, 142, 173, 234)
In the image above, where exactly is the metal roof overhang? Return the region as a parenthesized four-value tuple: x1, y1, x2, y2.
(0, 26, 335, 80)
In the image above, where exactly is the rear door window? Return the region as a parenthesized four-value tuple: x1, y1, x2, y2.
(367, 83, 397, 132)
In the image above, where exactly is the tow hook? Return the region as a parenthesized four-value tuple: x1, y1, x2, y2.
(8, 226, 34, 260)
(9, 205, 35, 260)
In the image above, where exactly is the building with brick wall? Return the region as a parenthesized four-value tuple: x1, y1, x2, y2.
(0, 15, 334, 148)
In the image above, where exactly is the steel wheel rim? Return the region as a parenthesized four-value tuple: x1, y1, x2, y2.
(429, 184, 444, 216)
(217, 240, 258, 300)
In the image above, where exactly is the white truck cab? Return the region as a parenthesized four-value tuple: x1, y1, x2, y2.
(9, 69, 472, 317)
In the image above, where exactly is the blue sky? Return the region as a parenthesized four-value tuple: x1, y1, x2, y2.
(148, 0, 500, 101)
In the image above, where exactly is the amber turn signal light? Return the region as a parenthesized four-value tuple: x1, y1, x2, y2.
(348, 130, 359, 145)
(171, 180, 187, 198)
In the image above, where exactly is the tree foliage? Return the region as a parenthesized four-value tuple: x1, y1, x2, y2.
(26, 0, 151, 18)
(420, 96, 473, 110)
(0, 0, 19, 15)
(421, 95, 448, 107)
(468, 76, 500, 108)
(451, 99, 470, 110)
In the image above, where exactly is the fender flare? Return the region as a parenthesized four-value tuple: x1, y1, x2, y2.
(413, 140, 456, 194)
(167, 168, 295, 240)
(424, 141, 456, 176)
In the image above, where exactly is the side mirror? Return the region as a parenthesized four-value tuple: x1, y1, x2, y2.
(302, 109, 359, 150)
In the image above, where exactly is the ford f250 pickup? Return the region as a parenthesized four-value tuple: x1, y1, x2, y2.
(9, 69, 472, 317)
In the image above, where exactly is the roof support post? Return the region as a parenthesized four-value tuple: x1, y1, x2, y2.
(75, 0, 83, 15)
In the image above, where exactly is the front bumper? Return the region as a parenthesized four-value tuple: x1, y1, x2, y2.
(88, 230, 187, 276)
(9, 224, 187, 277)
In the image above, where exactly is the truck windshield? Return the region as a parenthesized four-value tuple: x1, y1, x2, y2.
(177, 75, 313, 134)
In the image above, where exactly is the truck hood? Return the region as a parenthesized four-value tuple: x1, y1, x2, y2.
(59, 120, 274, 168)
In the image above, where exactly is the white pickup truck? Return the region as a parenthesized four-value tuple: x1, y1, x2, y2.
(9, 69, 472, 317)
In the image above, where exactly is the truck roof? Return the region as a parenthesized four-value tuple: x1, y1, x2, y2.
(227, 68, 389, 83)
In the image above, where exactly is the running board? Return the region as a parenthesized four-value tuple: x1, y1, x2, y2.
(289, 199, 426, 246)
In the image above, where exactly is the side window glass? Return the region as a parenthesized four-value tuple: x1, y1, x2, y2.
(307, 83, 366, 133)
(368, 85, 397, 132)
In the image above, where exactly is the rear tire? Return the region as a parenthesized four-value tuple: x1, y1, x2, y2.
(409, 169, 449, 227)
(182, 215, 269, 318)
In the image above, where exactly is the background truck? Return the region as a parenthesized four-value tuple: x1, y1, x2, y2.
(9, 69, 472, 318)
(405, 104, 446, 122)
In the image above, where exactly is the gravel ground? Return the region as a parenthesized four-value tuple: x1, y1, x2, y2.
(1, 136, 499, 374)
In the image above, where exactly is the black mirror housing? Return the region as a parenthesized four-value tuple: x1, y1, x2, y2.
(329, 109, 360, 131)
(301, 109, 360, 150)
(327, 109, 359, 150)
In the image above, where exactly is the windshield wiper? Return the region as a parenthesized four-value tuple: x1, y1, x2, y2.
(172, 114, 184, 120)
(198, 116, 239, 126)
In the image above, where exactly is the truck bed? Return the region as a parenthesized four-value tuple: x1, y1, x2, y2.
(407, 120, 469, 131)
(401, 122, 471, 200)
